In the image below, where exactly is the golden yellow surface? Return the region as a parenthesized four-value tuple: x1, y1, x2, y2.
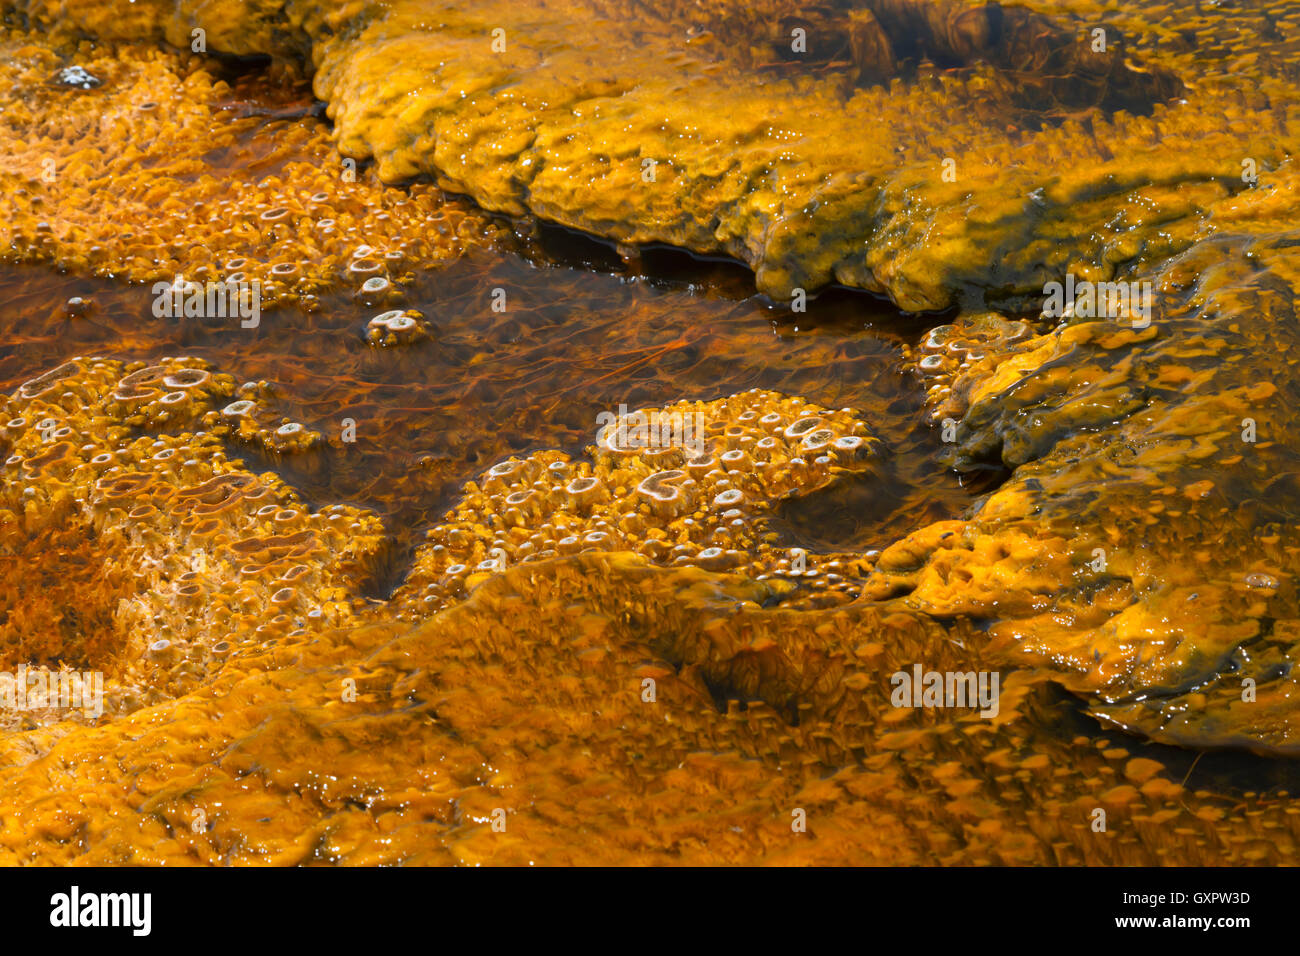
(0, 27, 503, 308)
(6, 0, 1299, 306)
(1, 0, 1299, 865)
(14, 0, 1293, 307)
(899, 235, 1300, 752)
(0, 356, 386, 738)
(394, 390, 880, 619)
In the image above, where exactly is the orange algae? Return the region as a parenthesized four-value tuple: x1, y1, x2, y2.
(1, 0, 1300, 866)
(0, 27, 504, 308)
(0, 346, 1296, 865)
(3, 529, 1299, 865)
(394, 390, 881, 619)
(892, 232, 1300, 752)
(7, 0, 1293, 307)
(0, 355, 386, 740)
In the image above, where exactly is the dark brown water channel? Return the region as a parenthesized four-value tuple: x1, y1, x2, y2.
(0, 234, 983, 596)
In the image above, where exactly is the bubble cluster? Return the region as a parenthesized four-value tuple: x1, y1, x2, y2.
(908, 313, 1035, 421)
(0, 26, 505, 309)
(204, 386, 323, 461)
(365, 309, 428, 347)
(0, 356, 386, 726)
(394, 390, 882, 618)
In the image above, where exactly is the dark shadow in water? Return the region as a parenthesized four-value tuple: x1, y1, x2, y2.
(1044, 682, 1300, 799)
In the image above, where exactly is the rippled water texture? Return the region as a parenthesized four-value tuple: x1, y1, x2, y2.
(1, 0, 1300, 864)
